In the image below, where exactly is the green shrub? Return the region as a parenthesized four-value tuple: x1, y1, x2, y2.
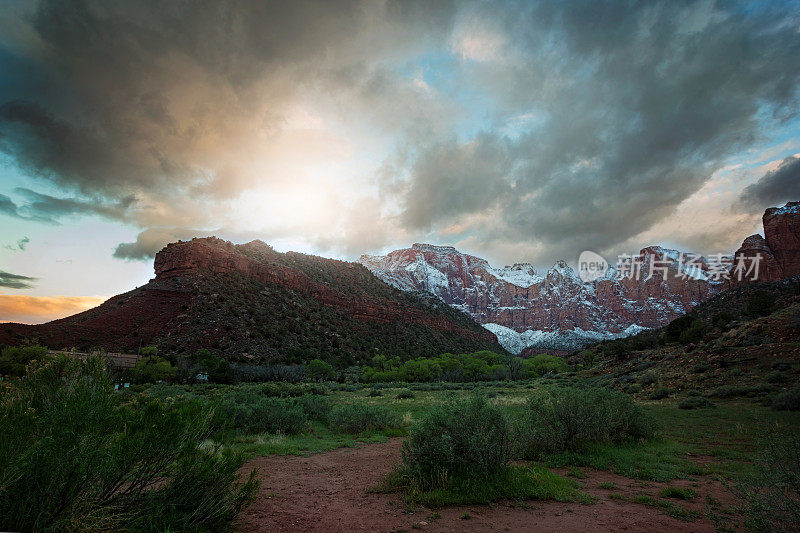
(329, 403, 401, 434)
(400, 395, 512, 489)
(734, 427, 800, 531)
(293, 394, 332, 422)
(0, 354, 257, 532)
(522, 354, 569, 377)
(665, 315, 697, 343)
(0, 345, 48, 376)
(660, 486, 696, 500)
(771, 386, 800, 411)
(397, 389, 415, 399)
(679, 319, 706, 344)
(746, 290, 776, 317)
(516, 387, 653, 458)
(712, 311, 735, 329)
(368, 388, 383, 397)
(766, 370, 789, 384)
(648, 387, 670, 400)
(219, 395, 309, 434)
(678, 396, 714, 409)
(306, 358, 336, 381)
(638, 371, 657, 385)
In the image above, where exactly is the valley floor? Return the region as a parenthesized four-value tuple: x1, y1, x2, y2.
(236, 438, 735, 532)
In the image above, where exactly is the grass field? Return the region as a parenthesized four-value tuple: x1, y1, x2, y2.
(138, 378, 799, 482)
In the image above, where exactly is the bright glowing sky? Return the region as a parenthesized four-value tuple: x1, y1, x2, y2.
(1, 0, 800, 323)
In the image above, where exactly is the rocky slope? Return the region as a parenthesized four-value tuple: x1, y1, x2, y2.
(360, 202, 800, 354)
(0, 238, 503, 364)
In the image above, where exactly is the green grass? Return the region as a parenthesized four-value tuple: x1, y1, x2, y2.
(567, 468, 588, 479)
(660, 486, 696, 500)
(144, 379, 800, 505)
(628, 493, 702, 521)
(378, 464, 589, 507)
(230, 421, 401, 456)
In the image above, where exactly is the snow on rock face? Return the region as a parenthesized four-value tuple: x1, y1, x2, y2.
(490, 263, 543, 288)
(358, 243, 722, 351)
(483, 322, 649, 354)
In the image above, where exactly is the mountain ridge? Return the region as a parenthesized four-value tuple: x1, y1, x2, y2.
(0, 237, 504, 364)
(358, 202, 800, 353)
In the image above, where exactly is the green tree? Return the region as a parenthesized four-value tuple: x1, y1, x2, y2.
(131, 356, 177, 383)
(0, 346, 48, 376)
(306, 358, 336, 381)
(195, 348, 233, 383)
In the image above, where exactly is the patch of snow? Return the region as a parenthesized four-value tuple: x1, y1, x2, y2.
(490, 263, 543, 288)
(483, 323, 649, 354)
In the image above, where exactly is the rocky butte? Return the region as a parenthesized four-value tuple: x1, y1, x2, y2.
(731, 201, 800, 285)
(359, 202, 800, 354)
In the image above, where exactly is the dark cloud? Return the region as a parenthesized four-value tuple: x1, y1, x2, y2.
(0, 187, 133, 224)
(0, 0, 798, 265)
(739, 156, 800, 210)
(0, 270, 36, 289)
(396, 1, 800, 262)
(112, 228, 213, 261)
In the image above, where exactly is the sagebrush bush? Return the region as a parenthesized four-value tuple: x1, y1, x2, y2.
(400, 395, 512, 489)
(648, 387, 670, 400)
(734, 427, 800, 531)
(293, 394, 332, 422)
(771, 385, 800, 411)
(219, 394, 310, 434)
(678, 396, 714, 409)
(516, 387, 653, 458)
(329, 403, 401, 434)
(0, 355, 257, 532)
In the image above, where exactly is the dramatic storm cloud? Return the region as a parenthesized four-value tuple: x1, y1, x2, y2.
(1, 0, 800, 282)
(739, 156, 800, 210)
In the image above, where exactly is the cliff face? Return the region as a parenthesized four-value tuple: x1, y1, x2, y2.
(361, 202, 800, 354)
(732, 202, 800, 284)
(0, 238, 502, 363)
(360, 244, 721, 353)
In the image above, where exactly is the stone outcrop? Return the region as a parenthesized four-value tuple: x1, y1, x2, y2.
(764, 202, 800, 278)
(731, 202, 800, 284)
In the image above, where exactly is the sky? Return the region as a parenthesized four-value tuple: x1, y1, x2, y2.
(1, 0, 800, 323)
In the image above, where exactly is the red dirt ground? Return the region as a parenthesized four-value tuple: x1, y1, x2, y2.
(236, 439, 740, 532)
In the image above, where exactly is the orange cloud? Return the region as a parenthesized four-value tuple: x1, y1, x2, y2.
(0, 295, 106, 324)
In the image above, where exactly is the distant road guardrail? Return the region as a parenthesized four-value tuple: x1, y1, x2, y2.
(47, 350, 140, 369)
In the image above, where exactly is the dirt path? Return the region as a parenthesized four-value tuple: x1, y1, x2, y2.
(236, 439, 739, 532)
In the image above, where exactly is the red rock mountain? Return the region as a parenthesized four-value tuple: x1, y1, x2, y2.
(359, 202, 800, 354)
(731, 202, 800, 284)
(359, 245, 721, 353)
(0, 238, 502, 363)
